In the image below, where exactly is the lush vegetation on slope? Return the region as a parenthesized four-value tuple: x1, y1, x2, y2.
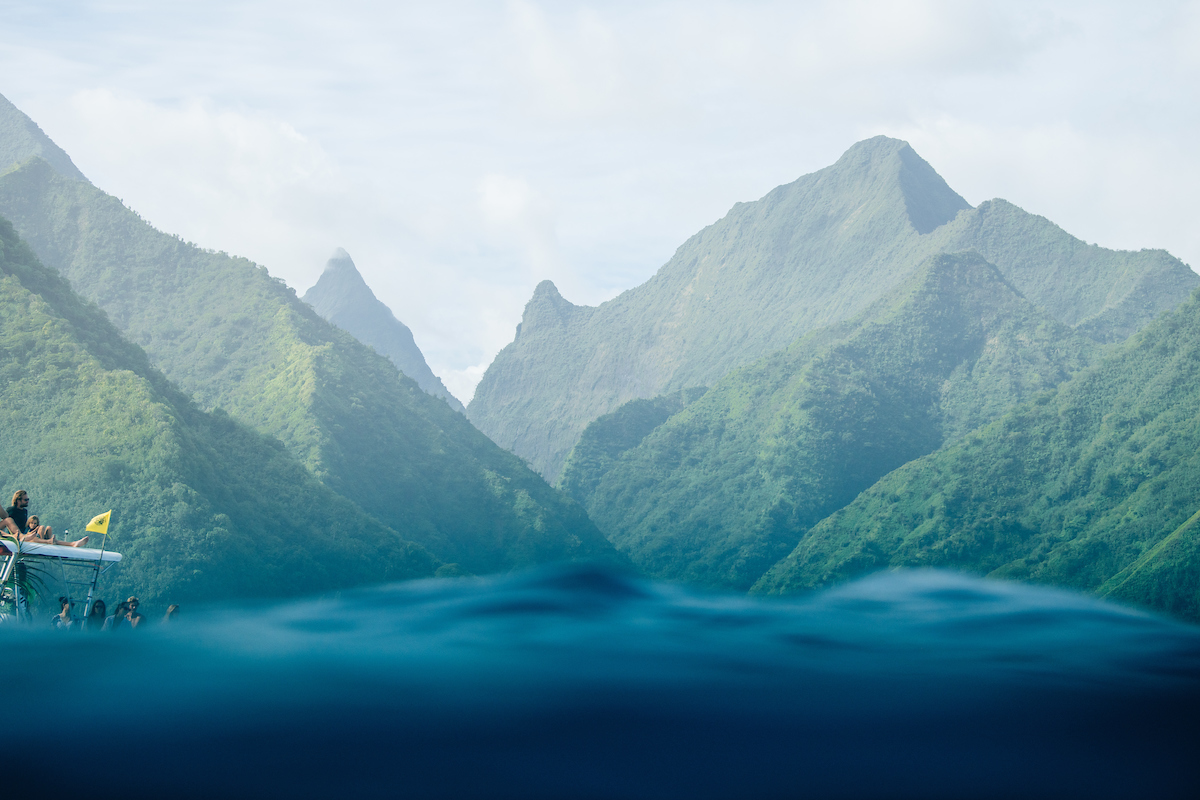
(0, 217, 438, 604)
(937, 198, 1194, 343)
(0, 158, 620, 576)
(557, 387, 708, 505)
(302, 248, 463, 411)
(469, 138, 1196, 481)
(754, 287, 1200, 621)
(574, 254, 1097, 590)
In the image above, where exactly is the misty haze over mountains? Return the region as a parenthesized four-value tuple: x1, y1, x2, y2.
(3, 87, 1200, 625)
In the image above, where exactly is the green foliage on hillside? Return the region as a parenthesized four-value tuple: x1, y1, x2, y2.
(576, 253, 1097, 590)
(0, 217, 438, 604)
(469, 138, 1197, 481)
(936, 198, 1194, 343)
(754, 288, 1200, 621)
(0, 158, 621, 576)
(557, 387, 708, 504)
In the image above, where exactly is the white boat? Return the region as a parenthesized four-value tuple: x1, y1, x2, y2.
(0, 538, 123, 623)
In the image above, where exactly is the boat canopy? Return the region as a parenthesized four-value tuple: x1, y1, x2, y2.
(1, 540, 122, 563)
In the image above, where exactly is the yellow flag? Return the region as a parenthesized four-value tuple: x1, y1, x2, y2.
(86, 511, 111, 535)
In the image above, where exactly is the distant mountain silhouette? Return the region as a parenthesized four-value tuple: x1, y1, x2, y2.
(0, 92, 87, 182)
(469, 137, 1198, 481)
(303, 249, 463, 412)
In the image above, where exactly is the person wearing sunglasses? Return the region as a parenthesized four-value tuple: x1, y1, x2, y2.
(6, 491, 88, 548)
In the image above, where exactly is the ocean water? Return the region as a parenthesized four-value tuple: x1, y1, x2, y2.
(5, 566, 1199, 799)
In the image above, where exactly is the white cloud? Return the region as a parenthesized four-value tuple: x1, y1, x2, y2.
(59, 88, 348, 284)
(2, 0, 1198, 403)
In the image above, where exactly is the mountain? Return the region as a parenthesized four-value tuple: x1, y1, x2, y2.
(469, 138, 1198, 481)
(566, 253, 1098, 590)
(0, 95, 621, 577)
(0, 93, 87, 183)
(752, 285, 1200, 622)
(0, 216, 438, 604)
(302, 249, 463, 412)
(558, 387, 709, 506)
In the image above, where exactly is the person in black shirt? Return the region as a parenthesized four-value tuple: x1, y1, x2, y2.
(0, 506, 21, 539)
(6, 490, 88, 547)
(6, 490, 29, 534)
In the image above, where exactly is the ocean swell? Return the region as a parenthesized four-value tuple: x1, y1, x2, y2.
(5, 566, 1199, 799)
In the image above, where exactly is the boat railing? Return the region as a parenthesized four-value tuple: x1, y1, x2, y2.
(0, 539, 123, 624)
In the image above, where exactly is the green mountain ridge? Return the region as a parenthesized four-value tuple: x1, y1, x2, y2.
(753, 285, 1200, 621)
(0, 217, 438, 604)
(469, 137, 1197, 482)
(0, 109, 621, 578)
(558, 387, 709, 505)
(0, 94, 87, 184)
(302, 248, 463, 412)
(569, 253, 1098, 590)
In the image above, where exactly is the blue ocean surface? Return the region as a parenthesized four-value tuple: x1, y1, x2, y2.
(5, 566, 1199, 799)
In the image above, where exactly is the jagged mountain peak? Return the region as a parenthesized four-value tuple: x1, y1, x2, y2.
(302, 249, 465, 412)
(468, 136, 1194, 483)
(0, 92, 88, 183)
(515, 280, 588, 338)
(306, 248, 376, 315)
(816, 136, 971, 235)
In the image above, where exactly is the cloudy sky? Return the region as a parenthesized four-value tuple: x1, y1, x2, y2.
(3, 1, 1198, 401)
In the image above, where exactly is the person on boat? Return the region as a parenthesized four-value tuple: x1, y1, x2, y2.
(103, 597, 145, 632)
(103, 600, 129, 632)
(51, 596, 74, 630)
(0, 506, 21, 539)
(124, 597, 145, 628)
(6, 491, 32, 533)
(86, 600, 107, 631)
(6, 490, 88, 548)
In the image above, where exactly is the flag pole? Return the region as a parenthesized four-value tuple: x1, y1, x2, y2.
(82, 512, 111, 619)
(83, 532, 107, 619)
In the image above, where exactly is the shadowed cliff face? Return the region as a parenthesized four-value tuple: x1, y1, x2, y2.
(468, 137, 1197, 482)
(302, 248, 463, 412)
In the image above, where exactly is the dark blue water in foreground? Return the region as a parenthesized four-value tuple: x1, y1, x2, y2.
(6, 566, 1200, 799)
